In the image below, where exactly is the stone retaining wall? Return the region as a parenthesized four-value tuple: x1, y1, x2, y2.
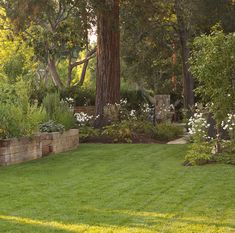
(0, 136, 42, 166)
(0, 129, 79, 166)
(41, 129, 79, 156)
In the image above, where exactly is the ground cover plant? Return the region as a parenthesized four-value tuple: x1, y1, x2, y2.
(0, 144, 234, 233)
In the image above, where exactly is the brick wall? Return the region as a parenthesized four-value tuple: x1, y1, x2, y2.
(0, 136, 42, 166)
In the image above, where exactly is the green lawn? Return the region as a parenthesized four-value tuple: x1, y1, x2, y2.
(0, 144, 234, 233)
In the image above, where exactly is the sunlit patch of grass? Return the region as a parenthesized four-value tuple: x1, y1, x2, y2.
(0, 144, 234, 233)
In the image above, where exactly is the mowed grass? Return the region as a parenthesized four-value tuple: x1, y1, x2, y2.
(0, 144, 234, 233)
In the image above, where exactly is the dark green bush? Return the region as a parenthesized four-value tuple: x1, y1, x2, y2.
(154, 123, 183, 141)
(102, 121, 133, 143)
(120, 89, 146, 110)
(79, 126, 100, 141)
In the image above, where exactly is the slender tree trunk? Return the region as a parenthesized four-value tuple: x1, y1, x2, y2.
(175, 0, 194, 109)
(95, 0, 121, 127)
(48, 57, 64, 89)
(78, 61, 89, 86)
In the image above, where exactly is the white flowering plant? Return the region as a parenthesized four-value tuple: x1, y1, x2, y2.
(188, 104, 211, 143)
(222, 113, 235, 141)
(74, 112, 95, 127)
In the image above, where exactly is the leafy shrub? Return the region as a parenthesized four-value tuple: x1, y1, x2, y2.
(184, 142, 214, 166)
(39, 120, 65, 133)
(79, 126, 100, 141)
(120, 89, 146, 110)
(129, 120, 156, 136)
(102, 121, 133, 143)
(42, 92, 75, 130)
(0, 80, 46, 139)
(154, 123, 183, 141)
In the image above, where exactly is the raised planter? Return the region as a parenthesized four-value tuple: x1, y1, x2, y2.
(0, 129, 79, 166)
(0, 136, 42, 166)
(40, 129, 79, 156)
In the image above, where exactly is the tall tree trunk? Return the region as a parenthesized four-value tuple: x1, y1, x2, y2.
(175, 0, 194, 109)
(95, 0, 121, 127)
(78, 61, 89, 86)
(48, 57, 64, 89)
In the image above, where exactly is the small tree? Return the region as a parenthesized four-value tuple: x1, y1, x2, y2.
(190, 27, 235, 153)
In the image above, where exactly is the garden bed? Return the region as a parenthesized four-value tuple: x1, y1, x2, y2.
(81, 133, 167, 144)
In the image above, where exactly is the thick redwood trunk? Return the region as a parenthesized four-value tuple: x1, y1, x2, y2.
(95, 0, 121, 127)
(175, 0, 194, 108)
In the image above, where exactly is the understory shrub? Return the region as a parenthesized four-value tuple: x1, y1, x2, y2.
(154, 123, 183, 141)
(79, 126, 100, 141)
(102, 121, 133, 143)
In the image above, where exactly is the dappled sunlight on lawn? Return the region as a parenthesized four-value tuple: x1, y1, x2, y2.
(0, 209, 234, 233)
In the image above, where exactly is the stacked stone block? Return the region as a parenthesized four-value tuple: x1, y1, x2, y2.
(0, 129, 79, 166)
(41, 129, 79, 156)
(0, 136, 42, 166)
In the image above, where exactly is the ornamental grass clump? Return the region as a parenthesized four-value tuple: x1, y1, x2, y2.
(0, 80, 46, 139)
(42, 92, 75, 130)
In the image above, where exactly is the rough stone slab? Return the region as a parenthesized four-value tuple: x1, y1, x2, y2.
(167, 137, 188, 145)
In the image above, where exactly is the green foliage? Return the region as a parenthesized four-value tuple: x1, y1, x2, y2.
(0, 80, 45, 139)
(190, 28, 235, 124)
(102, 121, 133, 143)
(185, 142, 214, 166)
(0, 10, 37, 83)
(42, 92, 75, 130)
(120, 89, 146, 110)
(73, 86, 96, 106)
(39, 120, 65, 133)
(215, 141, 235, 165)
(127, 120, 155, 136)
(79, 126, 100, 141)
(154, 123, 183, 142)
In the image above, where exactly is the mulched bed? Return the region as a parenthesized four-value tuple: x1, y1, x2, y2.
(81, 133, 166, 144)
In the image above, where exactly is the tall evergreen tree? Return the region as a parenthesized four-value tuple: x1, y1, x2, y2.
(94, 0, 120, 127)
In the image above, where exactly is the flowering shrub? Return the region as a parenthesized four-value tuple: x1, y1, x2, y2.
(74, 112, 94, 127)
(222, 113, 235, 141)
(139, 103, 154, 122)
(188, 107, 210, 142)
